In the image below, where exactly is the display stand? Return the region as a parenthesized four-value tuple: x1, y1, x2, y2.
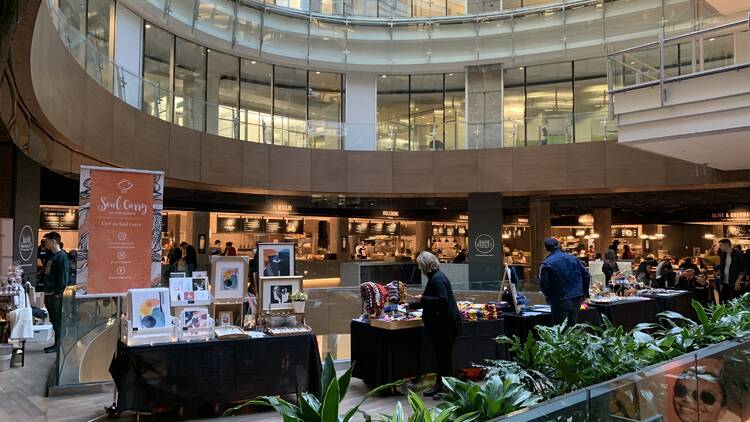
(177, 315, 214, 342)
(120, 316, 177, 346)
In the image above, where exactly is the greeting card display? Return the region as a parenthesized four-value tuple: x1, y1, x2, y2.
(210, 256, 249, 301)
(170, 276, 211, 306)
(178, 307, 213, 341)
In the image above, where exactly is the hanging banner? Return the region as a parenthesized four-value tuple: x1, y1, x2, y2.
(77, 166, 164, 295)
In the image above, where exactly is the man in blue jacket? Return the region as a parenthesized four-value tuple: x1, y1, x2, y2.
(539, 237, 590, 325)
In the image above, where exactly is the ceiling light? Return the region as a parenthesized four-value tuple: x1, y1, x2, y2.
(251, 60, 256, 64)
(709, 37, 715, 41)
(381, 75, 387, 78)
(704, 233, 715, 239)
(448, 73, 453, 76)
(145, 23, 151, 29)
(519, 67, 524, 70)
(315, 71, 320, 74)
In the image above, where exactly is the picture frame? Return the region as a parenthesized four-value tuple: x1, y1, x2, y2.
(169, 276, 211, 306)
(259, 276, 303, 313)
(210, 255, 249, 301)
(218, 311, 233, 326)
(180, 307, 210, 330)
(128, 288, 171, 331)
(257, 243, 295, 277)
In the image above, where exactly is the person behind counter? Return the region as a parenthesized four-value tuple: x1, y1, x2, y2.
(355, 241, 367, 259)
(655, 258, 677, 288)
(223, 241, 237, 256)
(539, 238, 591, 325)
(621, 244, 635, 260)
(408, 251, 461, 398)
(452, 249, 467, 263)
(180, 242, 198, 276)
(210, 240, 223, 255)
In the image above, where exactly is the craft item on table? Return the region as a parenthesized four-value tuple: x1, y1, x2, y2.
(385, 280, 406, 304)
(458, 302, 500, 321)
(218, 311, 233, 326)
(6, 265, 24, 284)
(180, 308, 210, 329)
(130, 288, 170, 329)
(266, 325, 312, 336)
(360, 282, 388, 318)
(214, 326, 249, 339)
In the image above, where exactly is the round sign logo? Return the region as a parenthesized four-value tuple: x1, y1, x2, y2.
(18, 225, 34, 262)
(474, 234, 495, 255)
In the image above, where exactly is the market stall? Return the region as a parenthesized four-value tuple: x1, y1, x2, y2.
(638, 289, 697, 320)
(503, 305, 603, 343)
(588, 297, 659, 331)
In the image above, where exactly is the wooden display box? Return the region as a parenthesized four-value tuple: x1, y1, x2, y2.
(370, 318, 423, 330)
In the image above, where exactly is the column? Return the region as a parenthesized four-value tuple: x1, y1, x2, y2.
(594, 208, 612, 256)
(466, 65, 503, 149)
(529, 199, 551, 279)
(642, 224, 658, 254)
(328, 217, 348, 259)
(415, 221, 432, 253)
(468, 193, 503, 287)
(344, 72, 377, 150)
(188, 211, 210, 270)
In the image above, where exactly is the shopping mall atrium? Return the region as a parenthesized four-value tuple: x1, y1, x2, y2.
(1, 0, 750, 420)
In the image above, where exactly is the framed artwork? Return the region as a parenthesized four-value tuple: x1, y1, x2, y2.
(258, 243, 295, 277)
(128, 288, 170, 330)
(193, 271, 208, 278)
(218, 311, 233, 326)
(169, 277, 211, 306)
(181, 307, 210, 330)
(210, 256, 249, 300)
(260, 276, 302, 313)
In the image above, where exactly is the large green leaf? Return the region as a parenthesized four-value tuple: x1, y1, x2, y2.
(299, 392, 322, 421)
(320, 376, 340, 422)
(321, 353, 336, 400)
(342, 380, 404, 422)
(692, 300, 710, 326)
(338, 364, 354, 402)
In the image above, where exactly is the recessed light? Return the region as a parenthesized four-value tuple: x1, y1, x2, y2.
(519, 67, 524, 70)
(381, 75, 387, 78)
(251, 60, 256, 64)
(145, 23, 151, 29)
(709, 37, 715, 41)
(315, 71, 320, 74)
(448, 73, 453, 76)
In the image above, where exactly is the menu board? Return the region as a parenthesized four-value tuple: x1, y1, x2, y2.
(285, 219, 304, 234)
(243, 218, 264, 232)
(612, 227, 639, 238)
(384, 222, 399, 235)
(349, 221, 369, 235)
(40, 208, 78, 231)
(266, 219, 285, 234)
(217, 217, 241, 233)
(216, 217, 270, 233)
(726, 225, 750, 237)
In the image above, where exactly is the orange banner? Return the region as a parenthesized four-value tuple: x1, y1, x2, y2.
(87, 170, 154, 294)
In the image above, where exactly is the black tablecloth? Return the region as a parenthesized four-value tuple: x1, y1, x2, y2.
(350, 319, 506, 387)
(589, 298, 659, 331)
(640, 291, 696, 320)
(503, 308, 603, 343)
(110, 334, 322, 412)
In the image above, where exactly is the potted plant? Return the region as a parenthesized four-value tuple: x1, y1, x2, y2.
(290, 290, 308, 313)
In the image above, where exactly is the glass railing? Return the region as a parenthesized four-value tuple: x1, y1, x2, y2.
(494, 336, 750, 421)
(47, 0, 616, 151)
(609, 17, 750, 92)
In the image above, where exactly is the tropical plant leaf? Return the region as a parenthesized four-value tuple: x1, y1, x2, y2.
(321, 352, 336, 400)
(320, 376, 340, 422)
(338, 364, 354, 402)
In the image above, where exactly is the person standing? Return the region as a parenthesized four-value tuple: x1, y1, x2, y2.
(355, 241, 367, 259)
(210, 240, 223, 255)
(409, 251, 461, 397)
(42, 232, 69, 354)
(223, 241, 237, 256)
(180, 242, 198, 276)
(621, 244, 635, 260)
(540, 237, 591, 326)
(718, 239, 747, 303)
(602, 249, 620, 291)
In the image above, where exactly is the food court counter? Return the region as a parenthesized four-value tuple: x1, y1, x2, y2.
(340, 260, 422, 286)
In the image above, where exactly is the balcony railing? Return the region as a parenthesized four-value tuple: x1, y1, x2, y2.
(48, 0, 616, 151)
(608, 13, 750, 101)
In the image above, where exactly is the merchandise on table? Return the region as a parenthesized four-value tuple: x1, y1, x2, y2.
(360, 282, 388, 318)
(457, 302, 501, 321)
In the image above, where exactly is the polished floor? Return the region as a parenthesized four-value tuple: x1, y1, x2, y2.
(0, 342, 415, 421)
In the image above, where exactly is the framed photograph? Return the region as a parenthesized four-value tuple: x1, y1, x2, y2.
(210, 256, 249, 300)
(259, 276, 302, 313)
(218, 311, 233, 326)
(169, 276, 211, 306)
(258, 243, 295, 277)
(128, 288, 171, 330)
(180, 307, 210, 330)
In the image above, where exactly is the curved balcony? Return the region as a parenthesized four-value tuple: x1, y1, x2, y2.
(120, 0, 698, 71)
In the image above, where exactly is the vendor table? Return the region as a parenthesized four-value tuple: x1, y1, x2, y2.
(503, 307, 603, 343)
(589, 298, 659, 331)
(639, 290, 696, 320)
(109, 333, 322, 412)
(350, 318, 506, 387)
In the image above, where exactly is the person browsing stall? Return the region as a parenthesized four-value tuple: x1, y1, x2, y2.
(718, 238, 747, 303)
(43, 232, 69, 354)
(602, 249, 620, 288)
(408, 251, 462, 398)
(539, 237, 591, 325)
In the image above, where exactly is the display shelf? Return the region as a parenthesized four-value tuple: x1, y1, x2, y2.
(120, 316, 177, 346)
(369, 318, 423, 330)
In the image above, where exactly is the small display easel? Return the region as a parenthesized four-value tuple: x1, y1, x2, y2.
(169, 276, 215, 341)
(121, 288, 177, 346)
(497, 264, 521, 314)
(210, 256, 249, 329)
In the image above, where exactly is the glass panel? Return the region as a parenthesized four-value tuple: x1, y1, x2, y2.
(195, 0, 235, 42)
(574, 58, 609, 143)
(526, 62, 572, 146)
(235, 5, 262, 52)
(503, 67, 525, 148)
(346, 23, 392, 65)
(696, 339, 750, 420)
(410, 74, 444, 151)
(142, 23, 173, 122)
(240, 59, 273, 144)
(477, 17, 513, 62)
(663, 0, 695, 37)
(444, 72, 465, 150)
(413, 0, 445, 17)
(494, 390, 589, 421)
(446, 0, 464, 16)
(391, 23, 430, 65)
(174, 38, 206, 131)
(274, 66, 308, 147)
(167, 0, 195, 27)
(702, 32, 736, 71)
(262, 12, 309, 60)
(377, 74, 409, 151)
(275, 0, 311, 12)
(59, 0, 87, 64)
(565, 0, 604, 51)
(207, 49, 239, 138)
(311, 0, 345, 15)
(604, 0, 663, 51)
(310, 19, 347, 65)
(345, 0, 378, 16)
(514, 8, 564, 59)
(430, 21, 477, 64)
(308, 71, 342, 149)
(85, 0, 113, 91)
(378, 0, 411, 18)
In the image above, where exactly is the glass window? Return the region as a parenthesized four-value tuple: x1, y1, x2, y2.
(142, 23, 173, 122)
(207, 50, 239, 138)
(503, 67, 525, 147)
(274, 66, 308, 147)
(411, 74, 444, 151)
(526, 62, 572, 146)
(311, 0, 344, 15)
(59, 0, 87, 65)
(444, 72, 465, 150)
(377, 75, 410, 151)
(309, 72, 342, 149)
(574, 58, 612, 142)
(195, 0, 236, 41)
(345, 0, 378, 16)
(379, 0, 411, 18)
(174, 38, 206, 131)
(240, 59, 273, 144)
(86, 0, 113, 90)
(235, 6, 262, 52)
(413, 0, 446, 17)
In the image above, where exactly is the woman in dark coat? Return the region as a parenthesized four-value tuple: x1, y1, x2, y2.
(409, 251, 462, 397)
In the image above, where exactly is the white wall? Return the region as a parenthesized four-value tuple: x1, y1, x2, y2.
(114, 4, 143, 109)
(344, 72, 377, 151)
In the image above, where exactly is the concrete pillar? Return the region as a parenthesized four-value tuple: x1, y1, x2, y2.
(529, 199, 551, 280)
(415, 221, 432, 254)
(594, 208, 612, 256)
(345, 72, 377, 150)
(468, 193, 503, 286)
(189, 211, 210, 270)
(642, 224, 658, 255)
(466, 65, 503, 149)
(329, 217, 347, 259)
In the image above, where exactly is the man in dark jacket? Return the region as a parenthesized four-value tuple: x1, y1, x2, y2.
(43, 231, 69, 353)
(718, 239, 747, 303)
(410, 251, 462, 398)
(540, 237, 590, 325)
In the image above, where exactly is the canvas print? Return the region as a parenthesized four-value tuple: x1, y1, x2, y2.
(258, 243, 295, 277)
(260, 276, 302, 312)
(211, 256, 249, 300)
(222, 268, 239, 290)
(218, 311, 233, 326)
(130, 288, 170, 330)
(181, 308, 210, 329)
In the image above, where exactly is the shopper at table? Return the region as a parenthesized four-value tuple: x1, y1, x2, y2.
(676, 268, 702, 289)
(539, 238, 591, 326)
(718, 238, 747, 303)
(602, 249, 620, 288)
(679, 257, 700, 273)
(621, 244, 635, 260)
(655, 259, 677, 288)
(42, 231, 69, 354)
(636, 257, 657, 286)
(409, 251, 461, 398)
